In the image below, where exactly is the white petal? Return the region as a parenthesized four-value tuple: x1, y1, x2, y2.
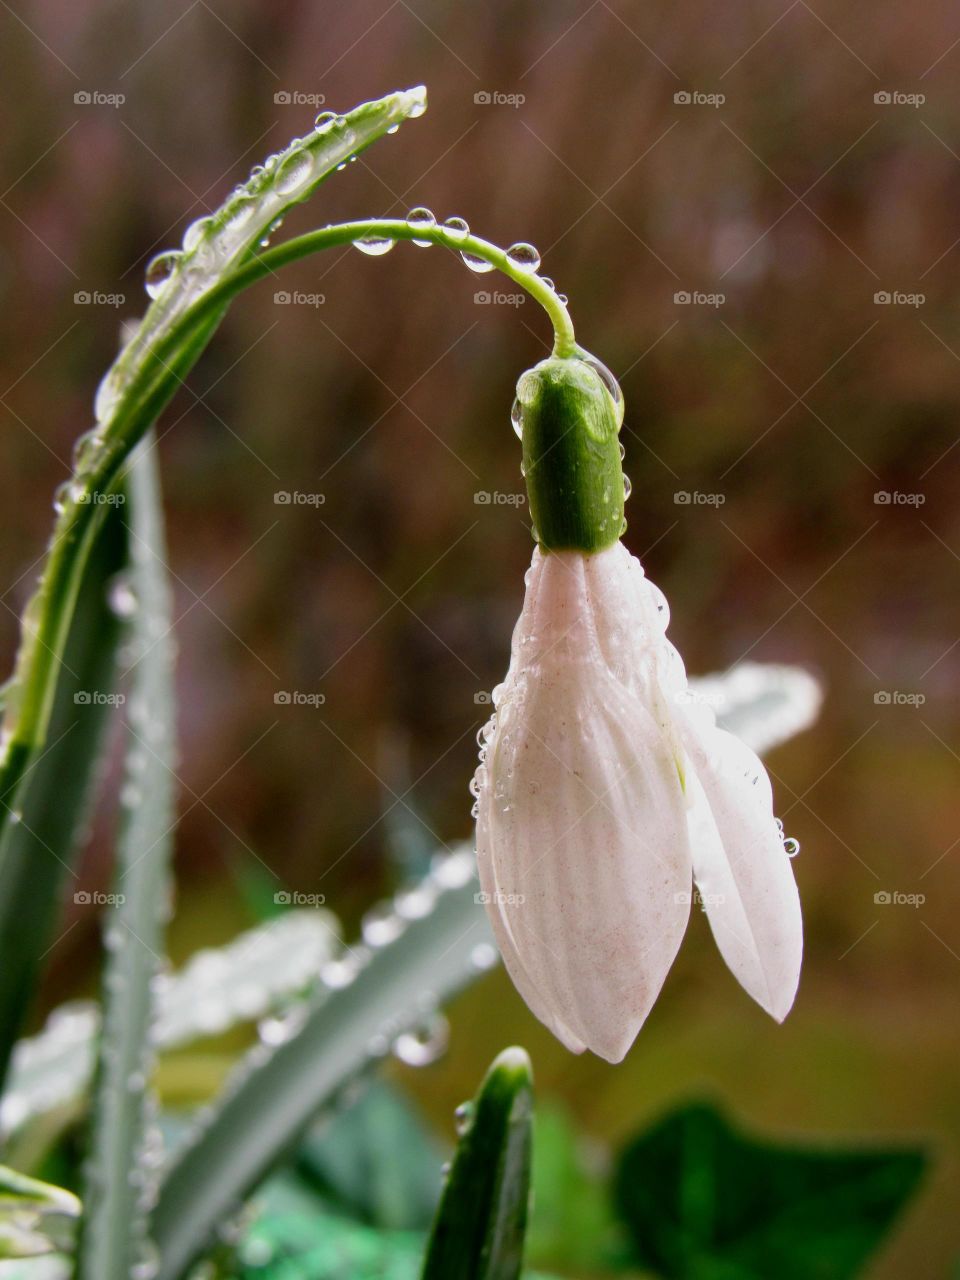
(476, 547, 692, 1063)
(678, 714, 803, 1020)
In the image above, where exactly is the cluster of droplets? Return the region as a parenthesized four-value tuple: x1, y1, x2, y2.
(470, 704, 501, 820)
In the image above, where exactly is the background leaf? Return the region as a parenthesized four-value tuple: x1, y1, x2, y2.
(612, 1102, 926, 1280)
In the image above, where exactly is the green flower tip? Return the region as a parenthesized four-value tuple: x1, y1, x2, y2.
(516, 353, 625, 554)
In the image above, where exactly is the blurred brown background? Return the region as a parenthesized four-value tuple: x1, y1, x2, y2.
(1, 1, 959, 1273)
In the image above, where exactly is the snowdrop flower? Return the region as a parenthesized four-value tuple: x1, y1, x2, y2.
(474, 353, 802, 1063)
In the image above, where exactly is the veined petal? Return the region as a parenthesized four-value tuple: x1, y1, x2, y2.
(476, 547, 692, 1063)
(678, 713, 803, 1020)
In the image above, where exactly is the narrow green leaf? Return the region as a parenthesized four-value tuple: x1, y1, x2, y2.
(421, 1047, 533, 1280)
(0, 90, 428, 1096)
(0, 505, 127, 1091)
(612, 1102, 927, 1280)
(74, 435, 176, 1280)
(150, 851, 494, 1280)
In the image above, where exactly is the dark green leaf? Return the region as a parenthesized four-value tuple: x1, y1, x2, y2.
(421, 1047, 533, 1280)
(613, 1102, 927, 1280)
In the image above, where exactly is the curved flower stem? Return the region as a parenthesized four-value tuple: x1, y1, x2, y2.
(226, 219, 578, 357)
(0, 220, 575, 783)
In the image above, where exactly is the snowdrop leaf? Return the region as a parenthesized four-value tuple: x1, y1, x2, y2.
(613, 1102, 926, 1280)
(421, 1047, 533, 1280)
(75, 434, 176, 1280)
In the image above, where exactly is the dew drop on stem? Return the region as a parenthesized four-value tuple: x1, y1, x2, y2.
(392, 1012, 449, 1066)
(505, 241, 541, 272)
(442, 215, 470, 243)
(314, 110, 336, 130)
(406, 206, 436, 246)
(354, 233, 394, 257)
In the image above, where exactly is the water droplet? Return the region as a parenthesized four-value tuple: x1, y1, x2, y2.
(108, 574, 138, 619)
(95, 370, 121, 424)
(784, 836, 801, 857)
(275, 148, 313, 195)
(619, 441, 626, 460)
(182, 217, 212, 253)
(386, 123, 400, 135)
(454, 1101, 474, 1135)
(354, 233, 395, 256)
(579, 354, 624, 428)
(623, 473, 633, 500)
(393, 1012, 449, 1066)
(541, 276, 555, 291)
(510, 398, 524, 439)
(258, 1009, 304, 1046)
(395, 884, 437, 920)
(442, 215, 469, 243)
(407, 86, 428, 118)
(224, 197, 256, 232)
(362, 903, 405, 947)
(461, 246, 494, 273)
(314, 110, 336, 130)
(506, 242, 540, 272)
(406, 206, 436, 246)
(144, 250, 181, 299)
(335, 161, 347, 172)
(470, 942, 498, 971)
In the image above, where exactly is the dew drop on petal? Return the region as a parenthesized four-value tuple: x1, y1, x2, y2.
(784, 836, 801, 858)
(580, 354, 624, 428)
(406, 206, 436, 246)
(407, 87, 428, 118)
(108, 574, 139, 619)
(505, 241, 540, 272)
(454, 1101, 474, 1135)
(144, 250, 181, 299)
(314, 110, 336, 130)
(623, 473, 633, 500)
(354, 233, 394, 256)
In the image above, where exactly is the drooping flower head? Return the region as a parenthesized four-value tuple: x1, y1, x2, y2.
(474, 352, 802, 1063)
